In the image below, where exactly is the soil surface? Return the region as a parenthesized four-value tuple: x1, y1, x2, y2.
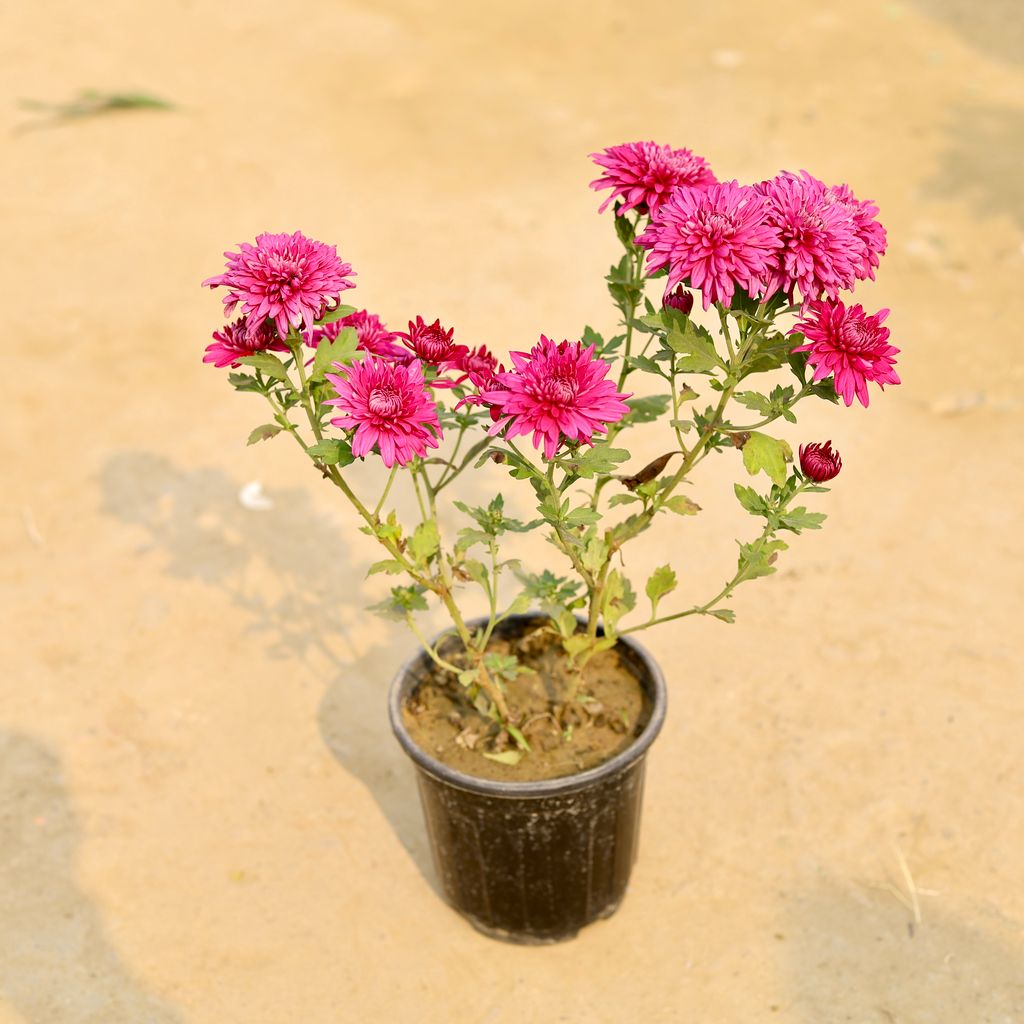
(3, 2, 1024, 1022)
(402, 629, 650, 781)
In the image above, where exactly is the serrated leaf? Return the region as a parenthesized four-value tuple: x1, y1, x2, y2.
(623, 395, 672, 424)
(708, 608, 736, 623)
(664, 319, 721, 372)
(307, 438, 355, 466)
(778, 507, 827, 532)
(228, 372, 264, 393)
(734, 484, 767, 515)
(410, 521, 440, 564)
(608, 493, 640, 507)
(663, 494, 701, 516)
(246, 423, 282, 445)
(564, 505, 601, 527)
(461, 559, 489, 586)
(366, 559, 405, 576)
(312, 326, 360, 381)
(742, 432, 792, 487)
(645, 565, 677, 612)
(561, 445, 630, 479)
(238, 352, 290, 382)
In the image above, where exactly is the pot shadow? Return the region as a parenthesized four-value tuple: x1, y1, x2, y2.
(780, 875, 1024, 1020)
(923, 102, 1024, 231)
(0, 729, 184, 1023)
(97, 451, 436, 888)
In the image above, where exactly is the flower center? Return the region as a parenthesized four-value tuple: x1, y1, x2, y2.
(368, 385, 403, 418)
(839, 321, 873, 353)
(415, 330, 452, 362)
(538, 373, 578, 406)
(704, 212, 735, 238)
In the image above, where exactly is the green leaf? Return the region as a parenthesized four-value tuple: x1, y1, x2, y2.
(645, 565, 677, 613)
(461, 559, 489, 586)
(307, 438, 355, 466)
(663, 494, 701, 516)
(664, 319, 721, 372)
(228, 372, 264, 393)
(409, 521, 440, 564)
(560, 445, 630, 479)
(778, 507, 827, 533)
(564, 505, 601, 527)
(505, 724, 532, 753)
(313, 304, 357, 326)
(246, 423, 282, 445)
(602, 569, 636, 631)
(367, 585, 429, 620)
(238, 352, 290, 382)
(311, 326, 360, 382)
(608, 493, 640, 508)
(482, 750, 522, 766)
(742, 432, 792, 487)
(626, 355, 668, 377)
(734, 484, 769, 516)
(623, 395, 672, 424)
(708, 608, 736, 623)
(366, 559, 405, 576)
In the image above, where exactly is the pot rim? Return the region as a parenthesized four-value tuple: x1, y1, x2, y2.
(388, 613, 667, 798)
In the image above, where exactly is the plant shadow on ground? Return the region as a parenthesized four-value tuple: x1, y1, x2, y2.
(0, 730, 185, 1024)
(98, 451, 437, 891)
(782, 876, 1024, 1021)
(924, 103, 1024, 231)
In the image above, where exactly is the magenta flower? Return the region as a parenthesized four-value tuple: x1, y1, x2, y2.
(756, 172, 862, 302)
(203, 231, 355, 342)
(399, 316, 468, 369)
(453, 345, 499, 388)
(799, 441, 842, 482)
(662, 283, 694, 315)
(482, 337, 631, 460)
(325, 358, 442, 468)
(636, 181, 782, 310)
(792, 300, 900, 408)
(203, 317, 288, 368)
(312, 310, 406, 360)
(825, 183, 888, 283)
(590, 142, 717, 216)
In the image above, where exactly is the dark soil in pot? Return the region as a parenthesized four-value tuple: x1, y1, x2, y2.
(389, 615, 667, 944)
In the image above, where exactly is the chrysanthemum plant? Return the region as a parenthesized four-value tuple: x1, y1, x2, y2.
(203, 144, 898, 760)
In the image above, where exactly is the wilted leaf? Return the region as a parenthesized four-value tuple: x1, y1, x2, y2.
(742, 432, 792, 486)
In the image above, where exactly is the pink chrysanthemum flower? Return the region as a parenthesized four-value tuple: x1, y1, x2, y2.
(791, 299, 900, 408)
(312, 310, 406, 360)
(590, 142, 717, 216)
(636, 181, 782, 310)
(481, 337, 631, 460)
(756, 172, 862, 302)
(203, 231, 355, 342)
(825, 184, 887, 283)
(324, 358, 442, 468)
(454, 345, 499, 388)
(799, 441, 842, 482)
(203, 317, 288, 368)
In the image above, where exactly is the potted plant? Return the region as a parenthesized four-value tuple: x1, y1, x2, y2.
(200, 142, 898, 943)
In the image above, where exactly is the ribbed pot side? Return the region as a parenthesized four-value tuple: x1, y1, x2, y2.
(388, 615, 667, 944)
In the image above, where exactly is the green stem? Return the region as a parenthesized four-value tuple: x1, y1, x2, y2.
(374, 464, 398, 518)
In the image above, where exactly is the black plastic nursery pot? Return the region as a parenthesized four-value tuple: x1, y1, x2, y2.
(388, 614, 667, 944)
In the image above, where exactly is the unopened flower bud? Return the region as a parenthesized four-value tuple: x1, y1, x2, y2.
(799, 441, 842, 482)
(662, 284, 694, 315)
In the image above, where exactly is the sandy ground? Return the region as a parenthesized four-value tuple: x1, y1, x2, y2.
(3, 1, 1024, 1020)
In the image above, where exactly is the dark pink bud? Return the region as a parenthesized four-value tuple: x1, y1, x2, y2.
(662, 284, 694, 315)
(799, 441, 842, 482)
(400, 316, 457, 362)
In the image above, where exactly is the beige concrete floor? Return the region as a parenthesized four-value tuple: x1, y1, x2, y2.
(3, 1, 1023, 1020)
